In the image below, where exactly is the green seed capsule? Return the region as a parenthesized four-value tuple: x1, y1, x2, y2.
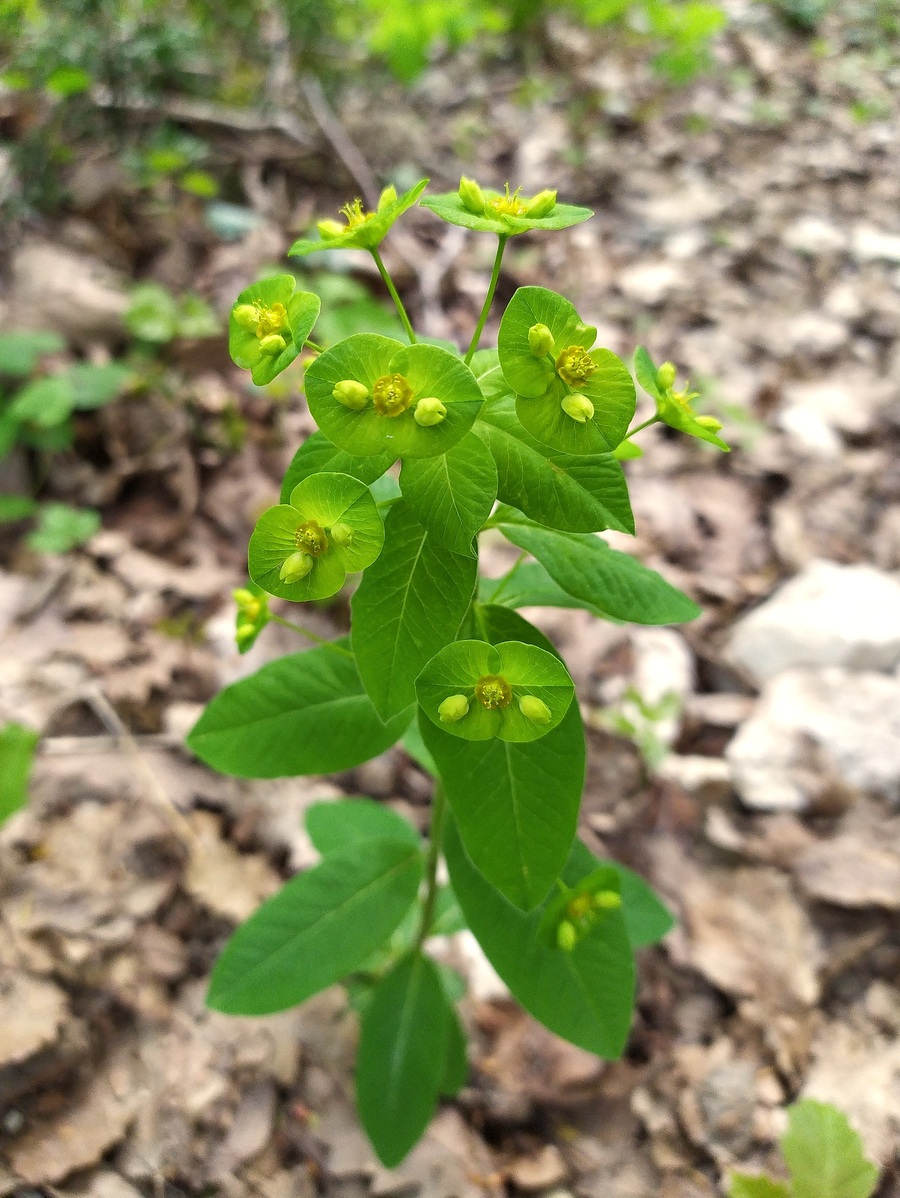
(438, 694, 469, 723)
(656, 361, 677, 390)
(279, 551, 313, 583)
(413, 397, 447, 427)
(557, 920, 577, 951)
(458, 176, 486, 215)
(528, 323, 555, 357)
(330, 522, 354, 547)
(258, 333, 286, 356)
(695, 415, 723, 432)
(592, 890, 622, 911)
(519, 694, 552, 724)
(233, 303, 261, 330)
(561, 392, 594, 423)
(524, 188, 557, 218)
(332, 380, 370, 410)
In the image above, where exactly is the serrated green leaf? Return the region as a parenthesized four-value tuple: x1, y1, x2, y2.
(305, 798, 420, 855)
(479, 561, 607, 618)
(496, 509, 701, 625)
(207, 838, 423, 1015)
(399, 433, 497, 555)
(0, 722, 39, 825)
(280, 431, 395, 502)
(474, 389, 634, 535)
(305, 336, 483, 461)
(728, 1175, 791, 1198)
(186, 641, 412, 778)
(351, 501, 477, 720)
(356, 951, 450, 1167)
(782, 1100, 879, 1198)
(445, 818, 634, 1056)
(420, 191, 592, 237)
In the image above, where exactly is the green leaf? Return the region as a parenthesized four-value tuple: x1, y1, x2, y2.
(728, 1176, 791, 1198)
(126, 282, 182, 343)
(416, 639, 574, 743)
(445, 818, 635, 1057)
(420, 190, 592, 237)
(782, 1100, 879, 1198)
(9, 376, 75, 428)
(440, 1005, 469, 1097)
(0, 722, 39, 825)
(356, 951, 450, 1167)
(567, 840, 674, 948)
(289, 179, 429, 256)
(479, 561, 608, 618)
(186, 642, 412, 778)
(0, 331, 64, 377)
(634, 345, 730, 452)
(66, 363, 132, 409)
(351, 501, 478, 721)
(304, 336, 483, 460)
(421, 700, 583, 910)
(280, 431, 395, 502)
(399, 433, 497, 555)
(306, 798, 420, 855)
(0, 494, 38, 522)
(633, 345, 664, 403)
(474, 389, 634, 535)
(27, 504, 100, 553)
(430, 885, 467, 936)
(248, 472, 384, 603)
(229, 276, 320, 386)
(496, 510, 701, 625)
(207, 838, 423, 1015)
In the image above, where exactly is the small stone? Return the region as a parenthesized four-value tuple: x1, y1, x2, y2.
(851, 225, 900, 264)
(508, 1144, 568, 1191)
(782, 216, 848, 257)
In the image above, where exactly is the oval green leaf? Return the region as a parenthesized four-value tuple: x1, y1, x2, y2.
(306, 797, 420, 855)
(399, 432, 497, 555)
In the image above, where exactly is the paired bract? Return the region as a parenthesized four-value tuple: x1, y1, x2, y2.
(229, 275, 321, 386)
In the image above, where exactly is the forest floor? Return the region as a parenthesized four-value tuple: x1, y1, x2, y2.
(1, 5, 900, 1196)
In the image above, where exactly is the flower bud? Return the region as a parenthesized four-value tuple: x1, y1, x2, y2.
(561, 392, 594, 424)
(458, 176, 486, 215)
(556, 920, 577, 952)
(592, 890, 622, 911)
(439, 694, 469, 723)
(317, 218, 346, 239)
(695, 415, 723, 432)
(524, 188, 557, 218)
(233, 303, 260, 330)
(279, 551, 313, 583)
(377, 184, 398, 212)
(519, 694, 552, 724)
(332, 379, 370, 410)
(232, 588, 256, 607)
(656, 361, 677, 390)
(414, 396, 447, 427)
(528, 323, 555, 357)
(236, 621, 256, 642)
(330, 522, 354, 547)
(258, 334, 286, 356)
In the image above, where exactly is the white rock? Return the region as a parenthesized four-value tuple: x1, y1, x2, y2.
(782, 312, 848, 356)
(729, 560, 900, 683)
(726, 668, 900, 811)
(783, 216, 848, 257)
(782, 375, 894, 437)
(617, 260, 682, 305)
(630, 627, 695, 746)
(851, 225, 900, 265)
(776, 404, 843, 460)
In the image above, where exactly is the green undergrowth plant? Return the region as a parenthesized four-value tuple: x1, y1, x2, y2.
(187, 173, 729, 1166)
(0, 721, 38, 826)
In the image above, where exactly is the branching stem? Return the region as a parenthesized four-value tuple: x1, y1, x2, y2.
(465, 234, 509, 365)
(488, 550, 527, 604)
(269, 614, 354, 657)
(625, 414, 661, 440)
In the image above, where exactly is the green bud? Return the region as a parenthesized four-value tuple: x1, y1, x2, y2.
(592, 890, 622, 911)
(413, 396, 447, 427)
(561, 392, 594, 424)
(656, 361, 677, 390)
(279, 551, 313, 583)
(317, 218, 346, 239)
(258, 333, 286, 356)
(524, 188, 557, 218)
(519, 694, 552, 724)
(232, 587, 256, 607)
(377, 184, 398, 212)
(236, 621, 256, 642)
(528, 323, 555, 357)
(332, 379, 370, 410)
(439, 694, 469, 723)
(458, 176, 486, 215)
(695, 415, 723, 432)
(556, 920, 577, 952)
(330, 522, 354, 547)
(233, 303, 260, 330)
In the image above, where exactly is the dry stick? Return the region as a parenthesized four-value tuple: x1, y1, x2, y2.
(298, 75, 380, 209)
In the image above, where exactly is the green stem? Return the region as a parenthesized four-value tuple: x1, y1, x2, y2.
(465, 234, 509, 365)
(370, 247, 417, 344)
(304, 338, 325, 354)
(488, 550, 527, 604)
(625, 414, 661, 440)
(269, 614, 354, 657)
(416, 780, 448, 948)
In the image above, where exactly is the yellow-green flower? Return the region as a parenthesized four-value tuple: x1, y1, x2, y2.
(289, 180, 429, 256)
(421, 178, 592, 237)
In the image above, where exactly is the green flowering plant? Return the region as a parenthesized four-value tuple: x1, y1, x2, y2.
(229, 275, 321, 386)
(289, 180, 430, 256)
(187, 172, 729, 1168)
(634, 345, 731, 451)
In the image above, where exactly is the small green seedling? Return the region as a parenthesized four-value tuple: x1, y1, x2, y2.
(0, 722, 39, 825)
(188, 173, 729, 1166)
(729, 1099, 880, 1198)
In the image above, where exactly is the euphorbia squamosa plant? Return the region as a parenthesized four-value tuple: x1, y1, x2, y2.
(188, 175, 729, 1167)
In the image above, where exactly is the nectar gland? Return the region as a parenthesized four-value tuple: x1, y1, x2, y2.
(233, 301, 289, 343)
(372, 373, 414, 418)
(475, 674, 513, 710)
(556, 345, 597, 388)
(294, 520, 329, 556)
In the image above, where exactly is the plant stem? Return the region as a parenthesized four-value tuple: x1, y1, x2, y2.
(269, 614, 354, 657)
(416, 780, 448, 948)
(465, 234, 509, 365)
(488, 550, 527, 604)
(625, 414, 661, 440)
(370, 247, 417, 344)
(304, 338, 325, 354)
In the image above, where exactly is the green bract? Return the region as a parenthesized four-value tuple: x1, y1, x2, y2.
(229, 275, 320, 386)
(634, 345, 730, 452)
(498, 287, 635, 454)
(417, 639, 574, 743)
(304, 334, 483, 459)
(248, 472, 384, 602)
(421, 180, 592, 237)
(232, 581, 270, 654)
(289, 179, 429, 256)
